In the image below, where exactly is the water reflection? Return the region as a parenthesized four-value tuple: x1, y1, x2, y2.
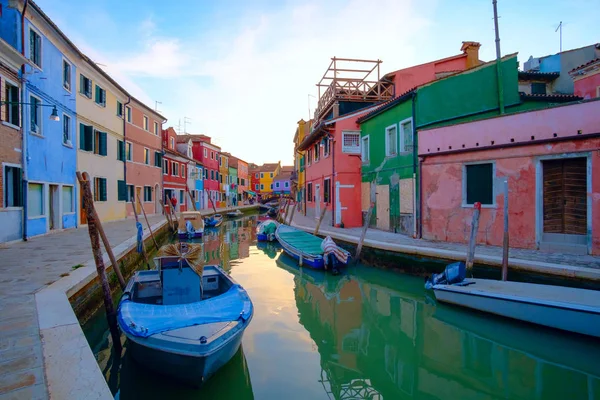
(84, 215, 600, 400)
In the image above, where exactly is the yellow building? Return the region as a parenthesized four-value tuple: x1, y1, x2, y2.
(76, 59, 127, 223)
(219, 153, 229, 207)
(293, 120, 310, 210)
(259, 162, 280, 194)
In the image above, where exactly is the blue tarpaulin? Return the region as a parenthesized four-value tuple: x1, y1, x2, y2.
(118, 284, 252, 338)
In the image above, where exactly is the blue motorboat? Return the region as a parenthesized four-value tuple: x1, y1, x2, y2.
(257, 219, 279, 242)
(177, 211, 204, 239)
(117, 246, 253, 386)
(204, 214, 223, 228)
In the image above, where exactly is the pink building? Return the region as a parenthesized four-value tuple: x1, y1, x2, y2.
(418, 100, 600, 255)
(570, 58, 600, 99)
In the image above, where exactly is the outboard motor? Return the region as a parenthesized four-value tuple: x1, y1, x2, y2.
(326, 253, 340, 276)
(424, 261, 466, 290)
(186, 220, 195, 238)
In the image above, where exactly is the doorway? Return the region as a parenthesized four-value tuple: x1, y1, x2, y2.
(376, 184, 390, 231)
(315, 184, 321, 220)
(541, 157, 587, 253)
(49, 184, 60, 230)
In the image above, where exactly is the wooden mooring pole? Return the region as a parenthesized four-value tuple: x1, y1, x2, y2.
(314, 206, 328, 236)
(131, 197, 149, 268)
(287, 201, 297, 225)
(355, 202, 375, 264)
(466, 202, 482, 273)
(76, 171, 122, 353)
(186, 185, 198, 211)
(501, 180, 509, 281)
(159, 199, 174, 231)
(137, 192, 159, 251)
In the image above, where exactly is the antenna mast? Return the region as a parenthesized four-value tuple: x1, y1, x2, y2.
(555, 21, 563, 52)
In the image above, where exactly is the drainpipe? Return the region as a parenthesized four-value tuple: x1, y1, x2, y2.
(161, 119, 167, 213)
(412, 92, 419, 238)
(122, 96, 130, 208)
(331, 133, 335, 227)
(20, 0, 29, 241)
(492, 0, 505, 114)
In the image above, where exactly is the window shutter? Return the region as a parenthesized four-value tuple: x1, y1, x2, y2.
(99, 132, 107, 156)
(79, 124, 86, 150)
(79, 75, 84, 94)
(84, 125, 94, 151)
(117, 180, 126, 201)
(10, 86, 19, 125)
(101, 89, 106, 105)
(117, 140, 124, 161)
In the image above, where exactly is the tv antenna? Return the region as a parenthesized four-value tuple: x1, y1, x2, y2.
(183, 117, 192, 134)
(555, 21, 563, 52)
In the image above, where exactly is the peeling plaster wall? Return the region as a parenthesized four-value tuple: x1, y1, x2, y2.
(421, 139, 600, 255)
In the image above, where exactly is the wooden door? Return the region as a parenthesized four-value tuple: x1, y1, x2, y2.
(80, 189, 87, 224)
(543, 158, 587, 236)
(376, 184, 390, 231)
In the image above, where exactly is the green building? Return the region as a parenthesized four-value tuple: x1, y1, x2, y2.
(228, 166, 238, 206)
(359, 53, 568, 234)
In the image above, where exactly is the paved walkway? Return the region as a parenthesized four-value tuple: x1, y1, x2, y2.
(288, 213, 600, 271)
(0, 215, 163, 400)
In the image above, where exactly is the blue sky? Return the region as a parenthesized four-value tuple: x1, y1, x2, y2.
(37, 0, 599, 165)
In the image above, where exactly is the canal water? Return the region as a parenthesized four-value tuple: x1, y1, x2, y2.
(82, 214, 600, 400)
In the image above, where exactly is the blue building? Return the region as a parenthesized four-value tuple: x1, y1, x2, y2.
(0, 0, 79, 238)
(194, 163, 204, 211)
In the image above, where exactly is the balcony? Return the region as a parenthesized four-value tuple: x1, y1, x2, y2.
(314, 57, 394, 122)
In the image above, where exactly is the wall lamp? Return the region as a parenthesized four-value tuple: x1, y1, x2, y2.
(0, 101, 60, 122)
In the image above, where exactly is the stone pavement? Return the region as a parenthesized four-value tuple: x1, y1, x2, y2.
(288, 213, 600, 271)
(0, 215, 163, 400)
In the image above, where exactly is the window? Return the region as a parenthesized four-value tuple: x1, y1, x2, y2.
(181, 164, 185, 178)
(79, 123, 93, 151)
(531, 82, 546, 95)
(285, 181, 289, 188)
(385, 125, 397, 157)
(80, 74, 92, 98)
(219, 174, 223, 184)
(255, 173, 259, 179)
(179, 190, 184, 204)
(323, 138, 330, 157)
(170, 137, 174, 149)
(29, 28, 42, 68)
(117, 101, 123, 118)
(28, 183, 44, 216)
(275, 182, 280, 188)
(93, 130, 107, 156)
(307, 182, 313, 202)
(211, 170, 214, 180)
(211, 151, 214, 160)
(261, 184, 264, 190)
(127, 185, 134, 202)
(172, 162, 179, 176)
(62, 60, 71, 91)
(241, 178, 245, 186)
(93, 178, 107, 202)
(324, 178, 331, 203)
(144, 148, 149, 164)
(144, 186, 152, 202)
(597, 86, 600, 98)
(154, 151, 162, 167)
(255, 184, 259, 190)
(62, 114, 71, 145)
(204, 169, 208, 179)
(143, 116, 149, 130)
(216, 171, 219, 181)
(307, 149, 312, 166)
(4, 80, 20, 127)
(464, 163, 494, 206)
(117, 140, 125, 161)
(163, 159, 169, 175)
(400, 118, 413, 153)
(361, 136, 370, 162)
(4, 166, 22, 207)
(260, 173, 264, 179)
(153, 121, 158, 135)
(95, 85, 106, 107)
(204, 148, 208, 158)
(219, 157, 222, 166)
(62, 186, 73, 213)
(125, 106, 131, 122)
(126, 142, 132, 161)
(270, 172, 273, 178)
(342, 131, 361, 154)
(117, 180, 127, 201)
(314, 143, 319, 162)
(30, 95, 41, 135)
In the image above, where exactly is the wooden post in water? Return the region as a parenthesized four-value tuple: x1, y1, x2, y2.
(314, 206, 328, 236)
(205, 189, 217, 213)
(283, 199, 291, 224)
(186, 185, 198, 212)
(287, 201, 298, 225)
(76, 171, 122, 353)
(131, 197, 149, 267)
(137, 192, 159, 251)
(159, 199, 174, 231)
(166, 194, 178, 227)
(466, 202, 482, 273)
(501, 180, 509, 281)
(355, 202, 375, 264)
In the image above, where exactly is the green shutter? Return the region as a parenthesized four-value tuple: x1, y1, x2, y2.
(100, 178, 107, 202)
(117, 180, 126, 201)
(117, 140, 124, 161)
(94, 85, 99, 103)
(99, 132, 107, 156)
(79, 123, 85, 150)
(466, 163, 493, 205)
(84, 125, 94, 151)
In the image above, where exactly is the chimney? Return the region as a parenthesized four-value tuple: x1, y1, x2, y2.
(461, 41, 482, 68)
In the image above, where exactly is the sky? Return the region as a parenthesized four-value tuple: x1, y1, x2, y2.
(37, 0, 599, 166)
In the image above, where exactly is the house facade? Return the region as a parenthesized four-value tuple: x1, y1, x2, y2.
(273, 171, 292, 195)
(228, 165, 238, 206)
(249, 164, 261, 195)
(193, 163, 204, 211)
(123, 98, 164, 216)
(259, 162, 280, 195)
(419, 99, 600, 256)
(218, 153, 229, 208)
(161, 127, 188, 213)
(570, 58, 600, 99)
(236, 158, 249, 203)
(293, 119, 309, 213)
(0, 36, 29, 242)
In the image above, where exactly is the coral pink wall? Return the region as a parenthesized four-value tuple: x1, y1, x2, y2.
(421, 138, 600, 255)
(419, 100, 600, 156)
(391, 55, 468, 94)
(574, 73, 600, 100)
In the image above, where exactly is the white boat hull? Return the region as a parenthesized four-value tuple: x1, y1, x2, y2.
(433, 279, 600, 338)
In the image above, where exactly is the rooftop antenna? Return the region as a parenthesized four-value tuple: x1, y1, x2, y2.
(154, 100, 162, 112)
(183, 117, 192, 134)
(555, 21, 563, 52)
(308, 94, 316, 119)
(177, 118, 181, 134)
(492, 0, 504, 114)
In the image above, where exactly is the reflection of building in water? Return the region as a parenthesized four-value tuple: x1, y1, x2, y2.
(294, 271, 600, 400)
(237, 224, 251, 259)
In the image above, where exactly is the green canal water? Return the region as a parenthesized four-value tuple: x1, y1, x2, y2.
(82, 215, 600, 400)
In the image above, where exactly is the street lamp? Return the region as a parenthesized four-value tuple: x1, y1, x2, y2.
(0, 101, 61, 122)
(50, 106, 60, 121)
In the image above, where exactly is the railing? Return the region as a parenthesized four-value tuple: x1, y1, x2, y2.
(315, 80, 394, 120)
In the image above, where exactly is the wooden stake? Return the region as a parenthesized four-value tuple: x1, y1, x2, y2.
(501, 180, 509, 281)
(282, 199, 291, 223)
(355, 202, 375, 264)
(287, 201, 298, 225)
(186, 185, 198, 211)
(205, 188, 217, 213)
(76, 171, 122, 353)
(166, 194, 178, 227)
(137, 192, 159, 251)
(314, 206, 327, 236)
(131, 197, 149, 267)
(159, 199, 174, 231)
(466, 202, 482, 273)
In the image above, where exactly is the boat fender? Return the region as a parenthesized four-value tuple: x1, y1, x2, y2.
(200, 336, 207, 344)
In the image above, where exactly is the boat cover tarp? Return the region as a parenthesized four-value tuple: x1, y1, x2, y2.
(321, 236, 350, 263)
(258, 220, 278, 235)
(277, 225, 323, 255)
(118, 284, 252, 338)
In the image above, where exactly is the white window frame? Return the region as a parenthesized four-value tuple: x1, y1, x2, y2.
(143, 115, 149, 131)
(361, 135, 370, 163)
(314, 143, 319, 162)
(461, 161, 497, 208)
(204, 148, 208, 158)
(3, 163, 23, 209)
(385, 124, 397, 157)
(116, 101, 123, 118)
(181, 164, 185, 178)
(28, 181, 45, 217)
(275, 182, 280, 188)
(126, 142, 133, 161)
(29, 94, 43, 137)
(341, 131, 361, 154)
(28, 26, 43, 69)
(153, 121, 159, 135)
(94, 84, 106, 107)
(163, 159, 168, 175)
(62, 58, 72, 92)
(62, 113, 72, 147)
(143, 186, 152, 202)
(399, 117, 413, 153)
(62, 184, 75, 214)
(172, 161, 178, 176)
(144, 147, 150, 165)
(2, 76, 20, 129)
(125, 106, 132, 123)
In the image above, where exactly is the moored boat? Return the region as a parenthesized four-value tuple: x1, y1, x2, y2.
(275, 224, 350, 274)
(226, 209, 243, 218)
(177, 211, 204, 239)
(204, 214, 223, 228)
(117, 244, 254, 386)
(257, 219, 279, 242)
(427, 262, 600, 338)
